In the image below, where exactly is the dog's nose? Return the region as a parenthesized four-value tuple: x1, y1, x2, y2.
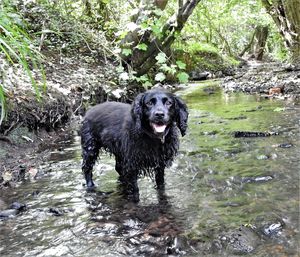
(155, 111, 165, 118)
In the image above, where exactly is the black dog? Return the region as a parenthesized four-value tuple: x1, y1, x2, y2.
(81, 89, 188, 200)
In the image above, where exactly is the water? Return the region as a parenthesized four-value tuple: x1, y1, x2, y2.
(0, 82, 299, 256)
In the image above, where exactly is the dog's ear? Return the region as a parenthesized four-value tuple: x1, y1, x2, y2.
(131, 93, 145, 130)
(174, 96, 188, 136)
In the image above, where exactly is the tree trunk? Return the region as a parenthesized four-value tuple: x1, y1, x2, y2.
(120, 0, 201, 76)
(239, 30, 255, 57)
(253, 25, 269, 60)
(261, 0, 300, 63)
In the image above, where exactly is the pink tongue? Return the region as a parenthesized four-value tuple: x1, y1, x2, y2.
(152, 124, 166, 133)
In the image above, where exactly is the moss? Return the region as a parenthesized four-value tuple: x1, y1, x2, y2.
(173, 42, 237, 73)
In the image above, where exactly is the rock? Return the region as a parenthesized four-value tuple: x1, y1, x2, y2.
(262, 222, 283, 237)
(0, 209, 18, 218)
(190, 70, 211, 81)
(48, 207, 64, 216)
(233, 131, 279, 138)
(0, 201, 26, 219)
(242, 175, 274, 183)
(272, 143, 293, 148)
(220, 61, 300, 100)
(219, 226, 260, 254)
(10, 202, 27, 211)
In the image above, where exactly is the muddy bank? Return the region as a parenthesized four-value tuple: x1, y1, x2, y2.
(221, 61, 300, 100)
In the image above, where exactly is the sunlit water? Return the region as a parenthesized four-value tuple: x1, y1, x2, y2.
(0, 82, 299, 257)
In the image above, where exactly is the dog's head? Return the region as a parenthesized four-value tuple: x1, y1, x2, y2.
(132, 89, 188, 137)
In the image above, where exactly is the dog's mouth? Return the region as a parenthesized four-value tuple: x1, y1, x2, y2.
(150, 122, 167, 134)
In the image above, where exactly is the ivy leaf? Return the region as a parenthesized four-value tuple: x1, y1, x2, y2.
(122, 48, 132, 56)
(177, 72, 189, 83)
(151, 20, 163, 39)
(136, 43, 148, 51)
(136, 75, 149, 82)
(116, 65, 124, 72)
(155, 72, 166, 82)
(142, 81, 153, 89)
(160, 64, 176, 75)
(176, 60, 186, 70)
(155, 52, 167, 64)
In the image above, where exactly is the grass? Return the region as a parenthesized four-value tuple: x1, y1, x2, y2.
(0, 2, 45, 125)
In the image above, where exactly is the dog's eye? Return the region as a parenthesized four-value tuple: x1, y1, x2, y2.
(165, 100, 172, 106)
(145, 101, 153, 107)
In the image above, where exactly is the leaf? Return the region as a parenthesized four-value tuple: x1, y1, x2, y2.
(151, 19, 163, 39)
(160, 64, 176, 75)
(136, 43, 148, 51)
(155, 52, 167, 64)
(177, 72, 189, 83)
(136, 75, 149, 82)
(116, 65, 124, 73)
(111, 89, 124, 99)
(122, 48, 132, 56)
(119, 72, 129, 81)
(155, 72, 166, 82)
(142, 81, 153, 89)
(127, 22, 138, 32)
(176, 60, 186, 70)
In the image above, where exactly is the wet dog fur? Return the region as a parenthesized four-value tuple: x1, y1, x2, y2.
(81, 89, 188, 200)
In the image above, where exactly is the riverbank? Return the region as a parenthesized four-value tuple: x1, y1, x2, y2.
(221, 60, 300, 101)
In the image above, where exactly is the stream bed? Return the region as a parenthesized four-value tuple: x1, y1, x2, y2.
(0, 82, 299, 257)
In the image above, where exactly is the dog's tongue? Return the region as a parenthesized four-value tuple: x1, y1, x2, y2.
(152, 123, 167, 133)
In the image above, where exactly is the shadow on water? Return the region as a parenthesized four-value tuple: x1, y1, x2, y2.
(0, 81, 299, 256)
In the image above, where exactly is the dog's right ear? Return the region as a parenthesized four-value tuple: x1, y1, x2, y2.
(131, 93, 145, 130)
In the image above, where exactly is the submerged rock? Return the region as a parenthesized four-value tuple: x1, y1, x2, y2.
(218, 226, 260, 254)
(0, 202, 27, 219)
(233, 131, 279, 137)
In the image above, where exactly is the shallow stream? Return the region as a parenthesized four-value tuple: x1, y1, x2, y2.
(0, 82, 299, 256)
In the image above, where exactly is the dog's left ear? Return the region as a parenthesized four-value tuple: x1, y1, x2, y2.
(174, 96, 188, 136)
(131, 92, 145, 130)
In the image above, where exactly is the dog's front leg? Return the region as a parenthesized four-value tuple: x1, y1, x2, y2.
(82, 146, 99, 189)
(155, 166, 165, 190)
(123, 170, 139, 202)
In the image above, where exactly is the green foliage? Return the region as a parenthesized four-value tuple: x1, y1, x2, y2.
(155, 52, 167, 64)
(0, 84, 6, 124)
(136, 43, 148, 51)
(0, 1, 45, 124)
(178, 0, 285, 61)
(122, 48, 132, 56)
(174, 41, 233, 73)
(176, 72, 189, 83)
(155, 72, 166, 82)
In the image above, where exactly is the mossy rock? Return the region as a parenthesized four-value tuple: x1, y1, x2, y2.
(173, 42, 238, 78)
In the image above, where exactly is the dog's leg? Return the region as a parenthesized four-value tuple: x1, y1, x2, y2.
(81, 122, 99, 188)
(155, 166, 165, 189)
(82, 148, 99, 188)
(122, 170, 139, 202)
(115, 157, 125, 182)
